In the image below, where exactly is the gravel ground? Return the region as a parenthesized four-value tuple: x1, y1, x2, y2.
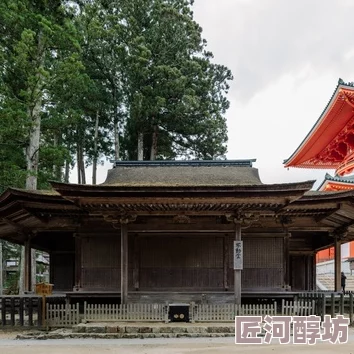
(0, 328, 353, 354)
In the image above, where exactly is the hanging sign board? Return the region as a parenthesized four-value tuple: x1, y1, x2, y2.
(233, 241, 243, 270)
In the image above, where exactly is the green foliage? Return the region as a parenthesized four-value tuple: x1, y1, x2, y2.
(0, 0, 233, 192)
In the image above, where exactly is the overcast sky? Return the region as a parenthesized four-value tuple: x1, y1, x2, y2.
(77, 0, 354, 188)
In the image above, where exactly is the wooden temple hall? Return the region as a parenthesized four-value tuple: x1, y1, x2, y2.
(1, 160, 354, 304)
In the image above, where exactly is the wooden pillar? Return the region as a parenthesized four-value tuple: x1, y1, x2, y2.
(223, 235, 229, 290)
(24, 239, 32, 292)
(306, 255, 312, 290)
(234, 223, 242, 305)
(312, 253, 317, 291)
(283, 233, 290, 289)
(334, 237, 341, 292)
(74, 235, 82, 291)
(121, 223, 128, 304)
(49, 252, 54, 284)
(133, 234, 139, 291)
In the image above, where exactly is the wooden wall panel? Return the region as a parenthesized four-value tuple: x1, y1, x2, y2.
(229, 236, 284, 289)
(81, 236, 121, 290)
(79, 233, 285, 291)
(139, 235, 223, 289)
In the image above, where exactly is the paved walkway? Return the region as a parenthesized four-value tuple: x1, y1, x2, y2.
(1, 335, 354, 354)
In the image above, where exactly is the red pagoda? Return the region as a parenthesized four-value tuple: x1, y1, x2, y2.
(285, 78, 354, 263)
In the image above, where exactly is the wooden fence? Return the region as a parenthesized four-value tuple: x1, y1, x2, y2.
(281, 300, 315, 316)
(0, 296, 41, 327)
(46, 303, 80, 328)
(297, 292, 354, 324)
(2, 292, 354, 327)
(83, 303, 168, 322)
(191, 303, 277, 322)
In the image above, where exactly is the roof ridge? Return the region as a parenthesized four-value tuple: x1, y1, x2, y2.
(112, 159, 257, 168)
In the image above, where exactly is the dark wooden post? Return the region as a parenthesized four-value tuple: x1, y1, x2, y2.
(121, 222, 128, 304)
(334, 237, 341, 292)
(74, 234, 82, 291)
(223, 235, 229, 290)
(24, 239, 32, 292)
(283, 233, 290, 289)
(234, 222, 242, 305)
(133, 234, 140, 291)
(312, 253, 317, 291)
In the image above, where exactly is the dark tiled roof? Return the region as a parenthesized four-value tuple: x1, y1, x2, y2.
(102, 160, 263, 186)
(304, 190, 346, 196)
(323, 173, 354, 183)
(316, 173, 354, 191)
(9, 188, 59, 196)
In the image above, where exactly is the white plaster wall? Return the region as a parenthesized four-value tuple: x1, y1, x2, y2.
(342, 242, 350, 258)
(316, 260, 350, 274)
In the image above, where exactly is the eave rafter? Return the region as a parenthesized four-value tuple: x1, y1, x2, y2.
(2, 217, 30, 235)
(83, 202, 284, 216)
(342, 91, 354, 109)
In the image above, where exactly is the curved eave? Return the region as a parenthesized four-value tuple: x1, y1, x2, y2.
(297, 189, 354, 201)
(49, 180, 316, 209)
(0, 187, 81, 218)
(319, 180, 354, 192)
(284, 82, 354, 168)
(50, 180, 315, 195)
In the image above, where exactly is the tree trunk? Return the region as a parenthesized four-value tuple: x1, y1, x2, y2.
(25, 31, 45, 191)
(64, 131, 71, 182)
(23, 31, 45, 293)
(79, 145, 86, 185)
(150, 125, 158, 160)
(64, 157, 70, 183)
(92, 111, 99, 185)
(113, 88, 120, 161)
(77, 146, 81, 184)
(137, 132, 144, 161)
(26, 102, 42, 190)
(53, 134, 62, 181)
(76, 127, 86, 185)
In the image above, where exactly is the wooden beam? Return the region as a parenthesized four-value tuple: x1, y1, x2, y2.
(2, 217, 29, 235)
(334, 237, 341, 292)
(120, 223, 128, 304)
(234, 223, 241, 305)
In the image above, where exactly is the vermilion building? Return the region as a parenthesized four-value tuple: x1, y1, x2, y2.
(284, 79, 354, 264)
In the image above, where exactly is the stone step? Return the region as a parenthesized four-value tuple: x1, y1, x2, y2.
(16, 324, 236, 340)
(17, 331, 235, 340)
(317, 274, 354, 291)
(73, 322, 235, 335)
